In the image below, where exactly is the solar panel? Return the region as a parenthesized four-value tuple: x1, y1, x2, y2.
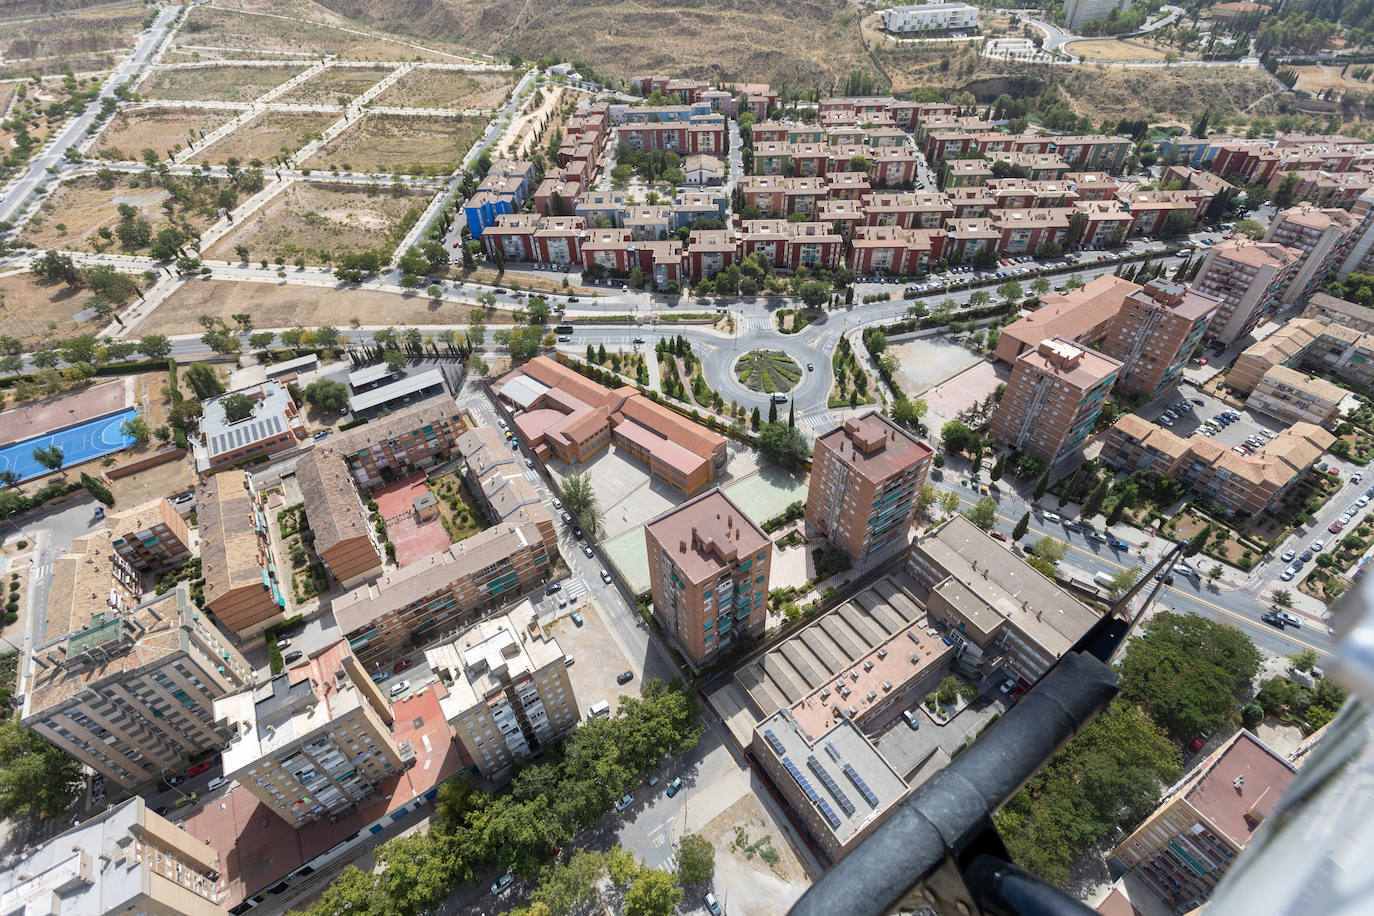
(843, 763, 880, 808)
(816, 797, 841, 828)
(763, 729, 786, 755)
(782, 757, 823, 805)
(825, 742, 843, 763)
(807, 755, 856, 816)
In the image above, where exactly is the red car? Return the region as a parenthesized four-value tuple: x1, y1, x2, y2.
(990, 531, 1008, 542)
(1007, 688, 1023, 702)
(393, 658, 415, 674)
(1188, 736, 1206, 753)
(186, 761, 213, 778)
(1330, 521, 1346, 533)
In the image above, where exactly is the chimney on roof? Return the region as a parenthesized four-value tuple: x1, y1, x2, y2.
(680, 539, 687, 553)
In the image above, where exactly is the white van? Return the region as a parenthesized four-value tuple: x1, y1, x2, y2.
(1172, 564, 1196, 578)
(1093, 571, 1115, 589)
(589, 700, 610, 718)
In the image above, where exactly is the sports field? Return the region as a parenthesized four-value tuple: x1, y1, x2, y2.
(0, 409, 139, 482)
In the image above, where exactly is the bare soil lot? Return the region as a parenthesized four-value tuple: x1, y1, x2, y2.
(137, 64, 307, 102)
(276, 65, 393, 105)
(0, 271, 134, 349)
(150, 278, 515, 333)
(22, 175, 212, 253)
(1064, 38, 1174, 62)
(1293, 63, 1374, 94)
(95, 106, 238, 161)
(0, 2, 145, 74)
(205, 181, 432, 263)
(195, 110, 337, 165)
(170, 4, 468, 62)
(376, 68, 514, 110)
(303, 113, 480, 175)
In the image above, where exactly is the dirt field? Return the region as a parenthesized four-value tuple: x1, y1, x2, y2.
(0, 271, 133, 349)
(276, 65, 393, 105)
(204, 181, 433, 263)
(137, 64, 307, 102)
(1293, 63, 1374, 93)
(500, 84, 564, 158)
(303, 113, 480, 175)
(95, 106, 238, 161)
(149, 278, 516, 333)
(377, 68, 514, 110)
(0, 2, 145, 74)
(1064, 38, 1174, 62)
(194, 110, 337, 165)
(21, 175, 215, 253)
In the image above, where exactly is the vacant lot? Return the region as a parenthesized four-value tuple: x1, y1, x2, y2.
(0, 271, 136, 349)
(195, 110, 337, 165)
(138, 64, 307, 102)
(1064, 38, 1173, 62)
(0, 2, 145, 74)
(276, 65, 393, 105)
(150, 278, 515, 333)
(377, 68, 514, 110)
(1293, 63, 1374, 94)
(22, 175, 214, 253)
(304, 113, 480, 175)
(205, 182, 431, 263)
(95, 106, 238, 161)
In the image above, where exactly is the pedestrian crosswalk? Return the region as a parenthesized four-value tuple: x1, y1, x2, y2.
(523, 467, 538, 483)
(562, 577, 589, 603)
(796, 405, 837, 436)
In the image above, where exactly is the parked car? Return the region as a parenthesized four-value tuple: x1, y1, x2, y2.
(186, 761, 213, 779)
(583, 545, 594, 558)
(491, 872, 514, 895)
(1109, 539, 1129, 551)
(283, 650, 302, 663)
(1262, 611, 1286, 629)
(616, 670, 634, 685)
(902, 709, 921, 730)
(1282, 550, 1297, 562)
(990, 531, 1008, 541)
(389, 679, 411, 697)
(370, 671, 390, 684)
(546, 582, 562, 594)
(206, 776, 228, 791)
(600, 569, 613, 584)
(666, 777, 683, 798)
(1312, 540, 1326, 551)
(393, 658, 414, 673)
(1280, 566, 1298, 581)
(615, 793, 634, 813)
(570, 611, 584, 627)
(1043, 512, 1062, 524)
(704, 893, 723, 916)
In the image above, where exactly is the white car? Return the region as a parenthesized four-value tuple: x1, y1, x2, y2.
(389, 679, 410, 697)
(491, 872, 513, 895)
(615, 793, 634, 812)
(1280, 566, 1298, 581)
(1043, 512, 1062, 524)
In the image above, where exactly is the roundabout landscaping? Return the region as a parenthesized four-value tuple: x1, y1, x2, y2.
(735, 349, 802, 393)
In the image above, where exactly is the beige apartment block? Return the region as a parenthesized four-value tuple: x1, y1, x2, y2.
(216, 642, 404, 827)
(1193, 238, 1300, 345)
(806, 412, 933, 563)
(425, 600, 580, 778)
(106, 497, 192, 574)
(23, 578, 253, 791)
(994, 274, 1139, 365)
(1244, 364, 1346, 427)
(1098, 280, 1219, 398)
(198, 472, 287, 637)
(989, 337, 1122, 465)
(645, 488, 771, 668)
(0, 797, 225, 915)
(1265, 205, 1358, 304)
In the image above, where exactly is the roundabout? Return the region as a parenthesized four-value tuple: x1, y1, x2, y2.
(735, 349, 803, 394)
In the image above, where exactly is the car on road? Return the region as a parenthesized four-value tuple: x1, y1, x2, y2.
(616, 670, 634, 685)
(394, 658, 414, 673)
(370, 671, 390, 684)
(600, 569, 613, 584)
(552, 498, 562, 510)
(807, 363, 813, 371)
(571, 611, 584, 627)
(632, 337, 645, 344)
(1280, 565, 1298, 581)
(666, 777, 682, 798)
(1312, 540, 1326, 551)
(704, 892, 723, 916)
(583, 545, 594, 557)
(187, 761, 213, 779)
(990, 531, 1007, 541)
(491, 872, 514, 895)
(572, 527, 583, 539)
(615, 793, 634, 813)
(1282, 550, 1297, 562)
(525, 457, 534, 468)
(1191, 398, 1205, 406)
(389, 680, 410, 697)
(1000, 678, 1016, 694)
(276, 638, 292, 650)
(1330, 520, 1346, 533)
(1043, 512, 1062, 523)
(1300, 550, 1314, 562)
(1277, 610, 1302, 629)
(1110, 539, 1129, 550)
(206, 776, 228, 791)
(1354, 472, 1365, 483)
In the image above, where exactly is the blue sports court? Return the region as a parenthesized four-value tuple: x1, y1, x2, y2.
(0, 408, 140, 482)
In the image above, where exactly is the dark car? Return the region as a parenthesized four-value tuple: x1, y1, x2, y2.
(990, 531, 1008, 541)
(283, 650, 303, 664)
(572, 527, 583, 540)
(393, 658, 414, 673)
(1261, 612, 1286, 629)
(546, 582, 562, 594)
(616, 670, 634, 685)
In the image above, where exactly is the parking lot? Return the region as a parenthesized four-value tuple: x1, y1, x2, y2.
(543, 599, 642, 718)
(1138, 382, 1286, 453)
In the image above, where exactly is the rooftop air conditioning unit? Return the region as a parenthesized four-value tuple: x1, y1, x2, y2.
(863, 660, 874, 672)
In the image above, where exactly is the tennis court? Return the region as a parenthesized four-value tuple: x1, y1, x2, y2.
(0, 408, 140, 482)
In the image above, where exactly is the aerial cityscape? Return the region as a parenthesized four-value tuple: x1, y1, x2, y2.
(0, 0, 1371, 913)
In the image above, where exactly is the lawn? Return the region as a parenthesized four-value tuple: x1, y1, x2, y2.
(95, 106, 238, 162)
(736, 349, 801, 393)
(137, 64, 307, 102)
(303, 113, 484, 175)
(195, 110, 337, 166)
(430, 471, 490, 542)
(377, 69, 516, 110)
(205, 181, 433, 265)
(276, 66, 394, 106)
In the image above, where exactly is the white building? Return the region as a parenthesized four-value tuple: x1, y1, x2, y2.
(1064, 0, 1132, 28)
(881, 2, 979, 33)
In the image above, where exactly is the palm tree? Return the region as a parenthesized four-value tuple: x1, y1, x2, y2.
(32, 444, 64, 476)
(559, 470, 604, 536)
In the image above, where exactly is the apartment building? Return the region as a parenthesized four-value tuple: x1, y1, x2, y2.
(906, 515, 1099, 684)
(458, 427, 544, 523)
(23, 579, 253, 791)
(198, 472, 287, 636)
(1098, 280, 1219, 398)
(849, 225, 947, 275)
(995, 275, 1140, 365)
(1265, 205, 1359, 303)
(1336, 188, 1374, 278)
(880, 2, 979, 32)
(0, 797, 224, 915)
(738, 219, 844, 270)
(990, 337, 1122, 465)
(1109, 730, 1297, 913)
(1304, 290, 1374, 333)
(331, 503, 557, 671)
(194, 381, 309, 476)
(1192, 237, 1301, 345)
(806, 413, 933, 563)
(1100, 414, 1333, 514)
(1245, 364, 1346, 427)
(216, 642, 405, 826)
(106, 497, 192, 574)
(645, 488, 771, 668)
(1226, 318, 1325, 394)
(425, 600, 579, 779)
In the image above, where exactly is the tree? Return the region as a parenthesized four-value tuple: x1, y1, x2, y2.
(121, 415, 151, 444)
(304, 379, 349, 412)
(1012, 511, 1030, 542)
(32, 444, 64, 474)
(963, 496, 998, 531)
(940, 420, 975, 455)
(1107, 565, 1142, 595)
(750, 406, 761, 431)
(138, 334, 172, 359)
(624, 869, 682, 916)
(561, 470, 604, 535)
(1117, 611, 1263, 744)
(527, 297, 552, 324)
(798, 280, 830, 309)
(758, 422, 810, 472)
(996, 699, 1180, 886)
(1290, 648, 1319, 673)
(676, 834, 715, 885)
(0, 719, 83, 819)
(1273, 171, 1300, 208)
(297, 865, 384, 916)
(1182, 524, 1211, 557)
(989, 453, 1005, 482)
(996, 280, 1024, 307)
(495, 326, 544, 364)
(1031, 276, 1052, 297)
(1033, 466, 1051, 501)
(892, 397, 927, 429)
(220, 392, 254, 423)
(1272, 588, 1292, 608)
(1234, 219, 1264, 240)
(1031, 535, 1067, 565)
(767, 398, 778, 424)
(385, 350, 407, 373)
(183, 362, 224, 399)
(1082, 479, 1109, 518)
(80, 472, 114, 506)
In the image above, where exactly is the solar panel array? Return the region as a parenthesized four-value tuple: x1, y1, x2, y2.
(763, 729, 786, 755)
(824, 741, 843, 763)
(807, 755, 856, 816)
(842, 762, 880, 808)
(782, 756, 842, 828)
